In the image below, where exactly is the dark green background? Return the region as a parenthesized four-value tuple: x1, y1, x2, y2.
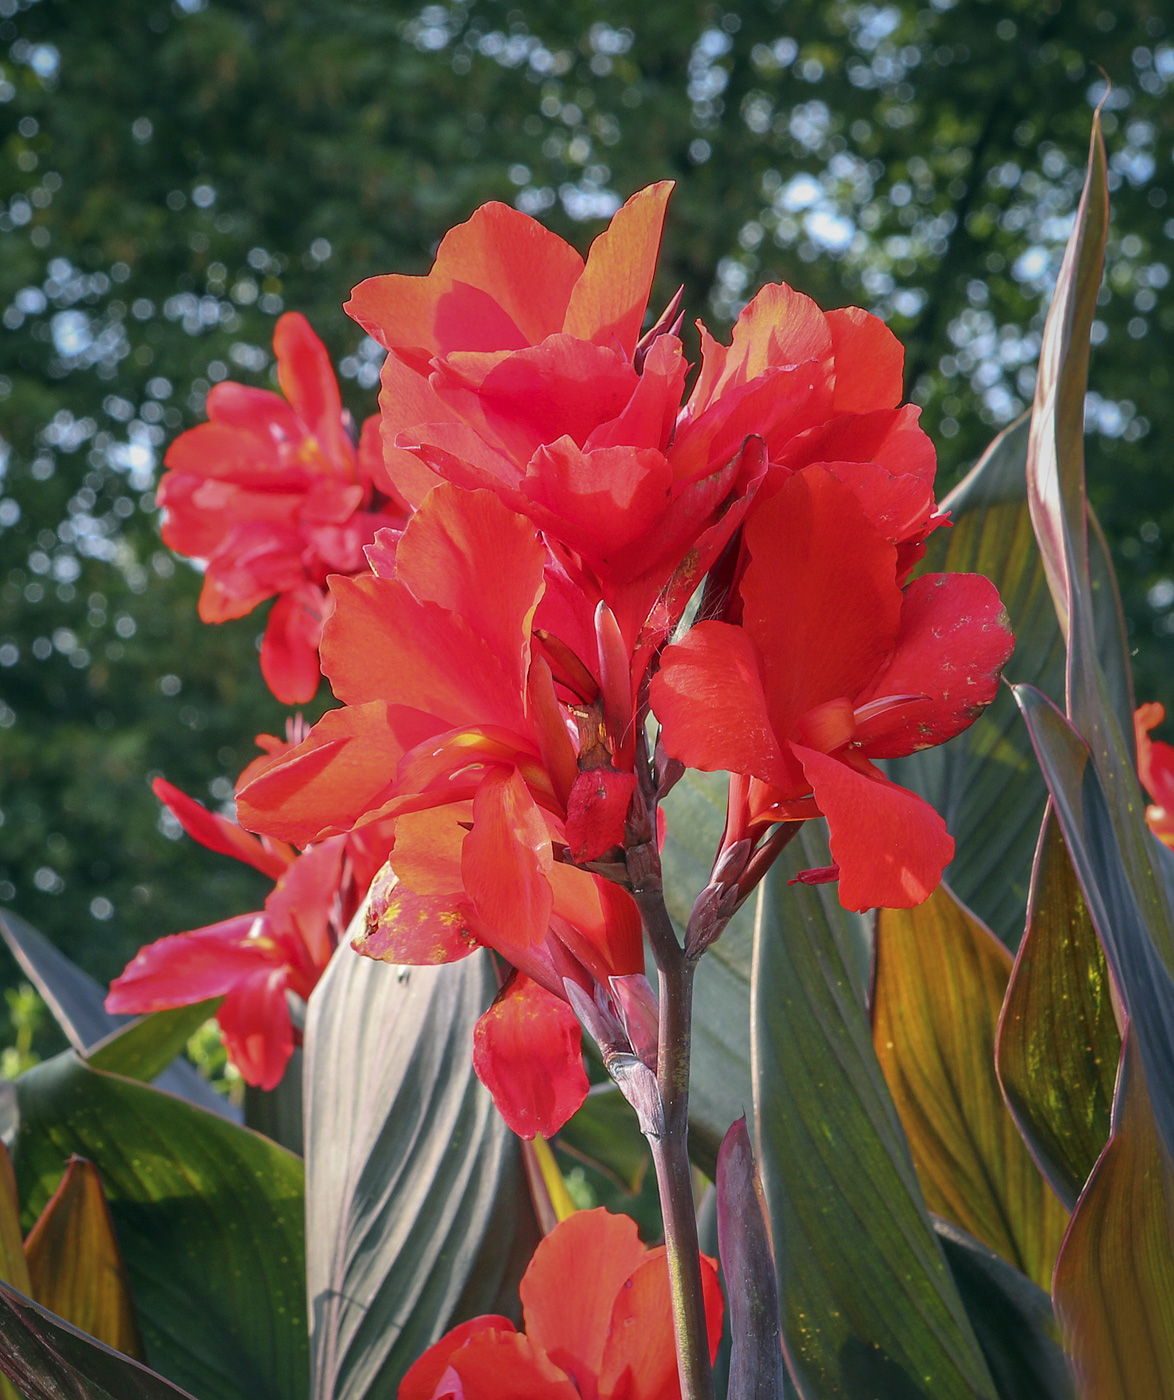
(2, 0, 1173, 995)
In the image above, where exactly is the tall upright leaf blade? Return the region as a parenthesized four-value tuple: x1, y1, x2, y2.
(996, 809, 1120, 1209)
(1021, 113, 1174, 974)
(872, 886, 1069, 1289)
(1052, 1030, 1174, 1400)
(0, 1279, 201, 1400)
(14, 1053, 307, 1400)
(304, 942, 537, 1400)
(753, 825, 996, 1400)
(1014, 686, 1174, 1165)
(888, 416, 1132, 946)
(24, 1155, 144, 1361)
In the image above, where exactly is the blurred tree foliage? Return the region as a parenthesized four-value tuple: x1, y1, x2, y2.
(1, 0, 1173, 979)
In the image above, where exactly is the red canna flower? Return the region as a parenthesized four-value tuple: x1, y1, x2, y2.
(398, 1208, 723, 1400)
(651, 467, 1013, 911)
(1136, 702, 1174, 848)
(158, 312, 407, 704)
(107, 774, 392, 1089)
(236, 484, 653, 1135)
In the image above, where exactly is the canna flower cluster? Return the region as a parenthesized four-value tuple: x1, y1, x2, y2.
(228, 183, 1013, 1135)
(158, 312, 408, 704)
(1136, 702, 1174, 848)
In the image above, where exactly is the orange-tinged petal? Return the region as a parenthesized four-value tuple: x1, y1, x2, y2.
(273, 312, 349, 470)
(377, 352, 454, 506)
(462, 768, 554, 952)
(323, 573, 529, 734)
(354, 861, 478, 966)
(825, 306, 905, 413)
(599, 1249, 723, 1400)
(444, 1328, 582, 1400)
(398, 1317, 517, 1400)
(472, 975, 588, 1138)
(237, 702, 442, 844)
(650, 622, 799, 790)
(794, 745, 954, 911)
(562, 182, 673, 354)
(151, 777, 292, 880)
(852, 572, 1013, 758)
(395, 485, 545, 699)
(390, 803, 468, 895)
(348, 201, 583, 355)
(741, 467, 900, 741)
(521, 1207, 648, 1394)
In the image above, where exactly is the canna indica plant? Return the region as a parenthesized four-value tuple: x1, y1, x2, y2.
(0, 108, 1172, 1400)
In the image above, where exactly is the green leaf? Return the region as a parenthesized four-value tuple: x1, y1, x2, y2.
(0, 1278, 200, 1400)
(753, 824, 996, 1400)
(304, 943, 538, 1400)
(0, 908, 239, 1122)
(14, 1052, 307, 1400)
(1021, 113, 1174, 977)
(888, 414, 1132, 947)
(1013, 686, 1174, 1163)
(660, 768, 759, 1171)
(1052, 1030, 1174, 1400)
(996, 808, 1120, 1210)
(932, 1218, 1073, 1400)
(86, 1001, 222, 1084)
(873, 885, 1069, 1290)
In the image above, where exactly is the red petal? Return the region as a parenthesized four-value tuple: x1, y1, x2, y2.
(163, 419, 298, 489)
(817, 461, 935, 545)
(398, 1318, 517, 1400)
(204, 382, 303, 446)
(462, 768, 553, 953)
(794, 745, 954, 911)
(599, 1248, 723, 1400)
(262, 839, 345, 985)
(376, 353, 454, 507)
(825, 306, 905, 413)
(852, 573, 1013, 758)
(650, 622, 799, 789)
(260, 587, 326, 705)
(472, 976, 588, 1139)
(352, 864, 478, 966)
(216, 965, 294, 1090)
(443, 1329, 582, 1400)
(106, 915, 269, 1013)
(521, 1208, 648, 1395)
(322, 574, 528, 734)
(347, 202, 583, 355)
(1137, 703, 1174, 809)
(690, 281, 832, 407)
(741, 467, 901, 740)
(236, 702, 442, 844)
(395, 485, 545, 701)
(272, 312, 349, 469)
(563, 182, 673, 354)
(773, 404, 936, 484)
(565, 768, 637, 862)
(152, 778, 292, 880)
(547, 865, 644, 982)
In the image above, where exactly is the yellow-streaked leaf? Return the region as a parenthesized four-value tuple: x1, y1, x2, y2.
(0, 1142, 29, 1295)
(24, 1156, 144, 1360)
(873, 884, 1068, 1290)
(1053, 1029, 1174, 1399)
(997, 808, 1120, 1209)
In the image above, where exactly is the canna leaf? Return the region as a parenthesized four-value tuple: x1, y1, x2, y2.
(716, 1117, 787, 1400)
(14, 1052, 306, 1400)
(932, 1217, 1073, 1400)
(86, 1001, 222, 1085)
(0, 1278, 200, 1400)
(0, 1142, 29, 1295)
(23, 1155, 144, 1361)
(1014, 686, 1174, 1166)
(996, 808, 1120, 1209)
(753, 823, 996, 1400)
(304, 938, 538, 1400)
(1052, 1029, 1174, 1400)
(0, 908, 239, 1121)
(872, 885, 1069, 1290)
